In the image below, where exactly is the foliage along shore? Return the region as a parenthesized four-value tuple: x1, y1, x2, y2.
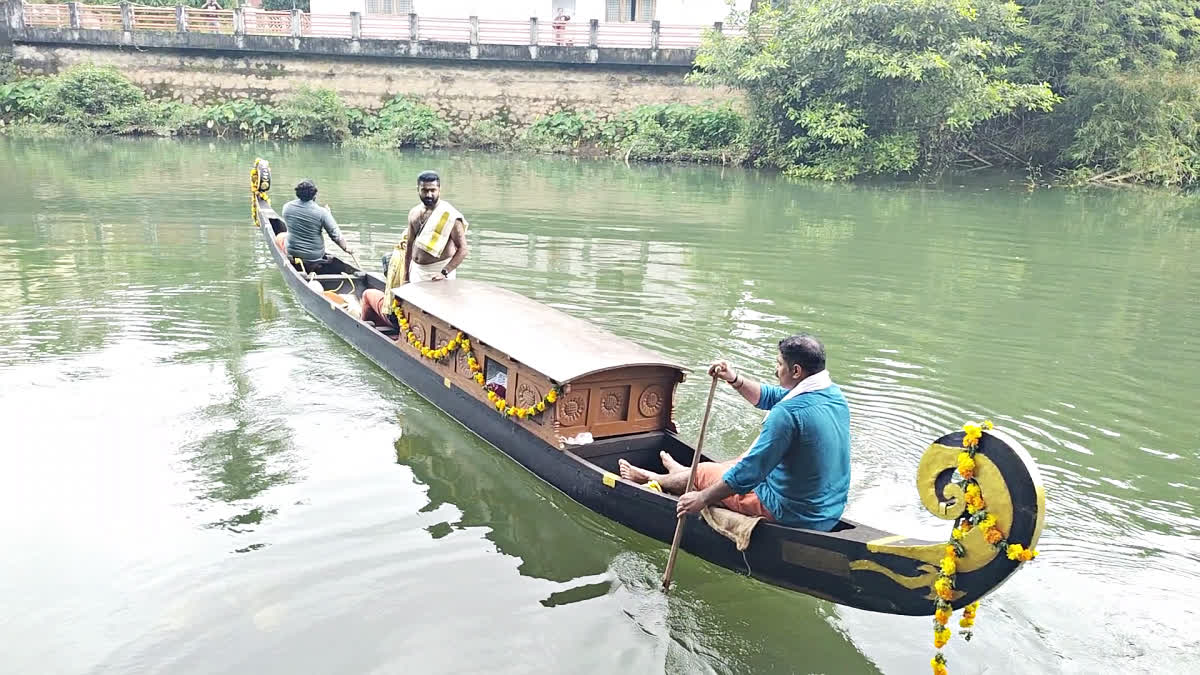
(689, 0, 1198, 188)
(5, 0, 1200, 190)
(0, 61, 748, 166)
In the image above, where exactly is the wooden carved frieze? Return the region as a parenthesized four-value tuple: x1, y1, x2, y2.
(408, 321, 427, 346)
(517, 381, 542, 408)
(638, 384, 665, 418)
(558, 390, 588, 427)
(598, 386, 629, 421)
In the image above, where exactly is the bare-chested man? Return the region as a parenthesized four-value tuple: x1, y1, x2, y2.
(403, 170, 469, 283)
(361, 170, 469, 328)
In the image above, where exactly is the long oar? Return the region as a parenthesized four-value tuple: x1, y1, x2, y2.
(661, 374, 720, 593)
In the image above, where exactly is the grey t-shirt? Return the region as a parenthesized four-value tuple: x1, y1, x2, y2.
(282, 198, 341, 261)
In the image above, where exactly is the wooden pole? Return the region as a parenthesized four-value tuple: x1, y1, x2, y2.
(662, 375, 719, 592)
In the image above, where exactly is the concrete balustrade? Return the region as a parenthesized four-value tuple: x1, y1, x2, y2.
(1, 0, 716, 67)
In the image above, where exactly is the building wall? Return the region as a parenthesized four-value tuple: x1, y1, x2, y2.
(309, 0, 749, 22)
(12, 43, 740, 133)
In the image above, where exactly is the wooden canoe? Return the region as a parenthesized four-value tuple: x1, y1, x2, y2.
(249, 159, 1045, 615)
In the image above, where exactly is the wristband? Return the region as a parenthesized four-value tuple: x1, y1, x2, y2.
(441, 267, 450, 277)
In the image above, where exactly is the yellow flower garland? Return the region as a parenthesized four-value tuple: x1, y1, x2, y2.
(930, 420, 1040, 675)
(393, 301, 559, 419)
(249, 161, 270, 227)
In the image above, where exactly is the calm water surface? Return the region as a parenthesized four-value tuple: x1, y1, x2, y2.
(1, 137, 1198, 674)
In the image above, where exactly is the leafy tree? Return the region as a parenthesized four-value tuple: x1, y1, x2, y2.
(262, 0, 311, 11)
(1013, 0, 1200, 185)
(691, 0, 1059, 179)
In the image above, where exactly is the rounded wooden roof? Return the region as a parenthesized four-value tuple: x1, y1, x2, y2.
(394, 280, 687, 383)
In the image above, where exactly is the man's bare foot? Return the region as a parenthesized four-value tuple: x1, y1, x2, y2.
(618, 458, 658, 485)
(660, 451, 687, 473)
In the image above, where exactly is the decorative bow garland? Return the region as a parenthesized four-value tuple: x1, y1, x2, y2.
(931, 420, 1039, 675)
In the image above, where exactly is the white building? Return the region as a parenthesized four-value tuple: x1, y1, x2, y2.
(310, 0, 752, 25)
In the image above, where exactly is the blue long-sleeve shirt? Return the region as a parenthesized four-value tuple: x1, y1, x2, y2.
(721, 383, 851, 530)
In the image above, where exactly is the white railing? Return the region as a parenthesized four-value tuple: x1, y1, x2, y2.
(18, 2, 725, 49)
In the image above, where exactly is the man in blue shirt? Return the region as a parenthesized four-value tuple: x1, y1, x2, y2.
(618, 334, 851, 531)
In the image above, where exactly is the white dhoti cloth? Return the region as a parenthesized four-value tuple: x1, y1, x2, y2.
(408, 260, 458, 283)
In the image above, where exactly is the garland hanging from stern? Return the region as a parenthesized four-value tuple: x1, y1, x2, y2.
(931, 420, 1039, 675)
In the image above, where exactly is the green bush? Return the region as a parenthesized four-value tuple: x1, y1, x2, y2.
(523, 110, 601, 150)
(263, 0, 309, 10)
(605, 103, 748, 162)
(0, 55, 20, 84)
(194, 99, 280, 138)
(276, 87, 350, 142)
(1062, 70, 1200, 187)
(43, 64, 147, 131)
(0, 78, 53, 122)
(360, 96, 450, 148)
(465, 117, 518, 149)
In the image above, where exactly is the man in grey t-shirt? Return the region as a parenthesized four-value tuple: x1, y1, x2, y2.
(274, 179, 354, 270)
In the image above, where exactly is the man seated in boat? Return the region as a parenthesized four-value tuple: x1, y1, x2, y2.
(361, 171, 469, 329)
(274, 179, 355, 274)
(619, 334, 851, 531)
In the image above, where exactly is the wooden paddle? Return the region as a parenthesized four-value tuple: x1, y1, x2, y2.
(661, 374, 720, 593)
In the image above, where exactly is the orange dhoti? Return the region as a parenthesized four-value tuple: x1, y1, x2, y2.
(692, 460, 774, 520)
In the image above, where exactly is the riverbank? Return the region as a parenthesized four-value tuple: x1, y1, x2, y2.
(3, 56, 1197, 190)
(0, 60, 748, 166)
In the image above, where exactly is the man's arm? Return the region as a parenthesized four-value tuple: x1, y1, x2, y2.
(402, 208, 419, 285)
(322, 207, 352, 254)
(436, 219, 469, 278)
(709, 360, 761, 405)
(678, 410, 796, 515)
(677, 479, 736, 516)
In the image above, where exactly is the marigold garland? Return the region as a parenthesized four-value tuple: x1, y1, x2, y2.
(249, 162, 270, 227)
(930, 420, 1040, 674)
(393, 301, 559, 419)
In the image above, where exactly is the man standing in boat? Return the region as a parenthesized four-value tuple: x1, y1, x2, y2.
(619, 334, 851, 531)
(361, 170, 469, 328)
(404, 170, 469, 283)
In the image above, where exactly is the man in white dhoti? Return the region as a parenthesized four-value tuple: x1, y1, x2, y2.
(406, 170, 469, 282)
(360, 170, 469, 329)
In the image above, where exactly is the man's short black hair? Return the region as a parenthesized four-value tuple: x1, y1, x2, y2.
(417, 170, 440, 185)
(779, 333, 826, 374)
(294, 179, 318, 201)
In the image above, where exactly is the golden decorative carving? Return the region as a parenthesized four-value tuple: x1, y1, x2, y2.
(849, 560, 947, 593)
(848, 431, 1044, 602)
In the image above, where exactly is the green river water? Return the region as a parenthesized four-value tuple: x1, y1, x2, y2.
(1, 136, 1198, 674)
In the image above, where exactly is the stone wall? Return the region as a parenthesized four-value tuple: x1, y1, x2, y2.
(11, 44, 740, 130)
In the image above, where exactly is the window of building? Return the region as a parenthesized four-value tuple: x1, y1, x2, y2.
(365, 0, 412, 15)
(606, 0, 653, 22)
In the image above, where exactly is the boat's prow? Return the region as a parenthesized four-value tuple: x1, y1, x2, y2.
(248, 158, 1044, 616)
